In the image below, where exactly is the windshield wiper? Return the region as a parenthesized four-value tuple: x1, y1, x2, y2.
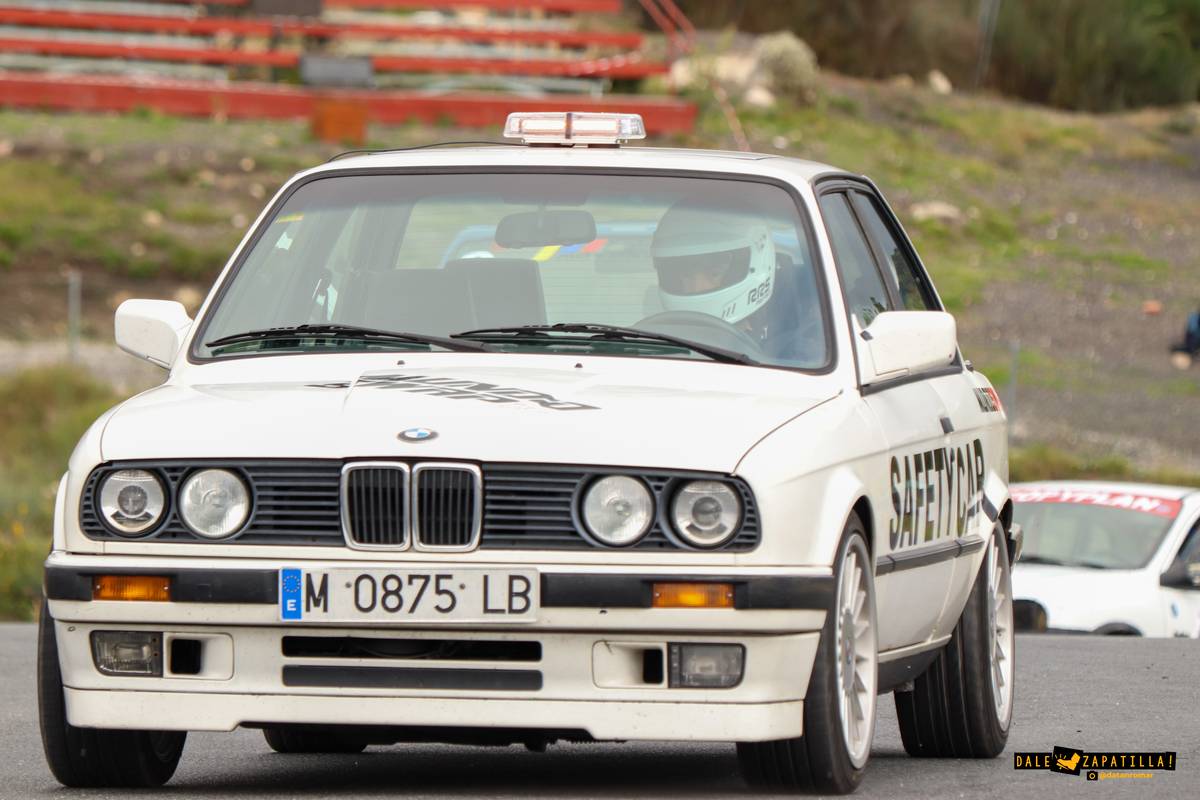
(206, 324, 493, 352)
(451, 323, 759, 365)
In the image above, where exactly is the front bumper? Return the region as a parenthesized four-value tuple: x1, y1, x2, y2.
(47, 553, 830, 742)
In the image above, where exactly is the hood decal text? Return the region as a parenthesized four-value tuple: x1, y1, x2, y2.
(327, 373, 601, 411)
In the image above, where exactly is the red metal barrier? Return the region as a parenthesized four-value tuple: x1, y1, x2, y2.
(149, 0, 622, 10)
(0, 7, 643, 48)
(0, 37, 665, 77)
(325, 0, 622, 10)
(0, 36, 295, 67)
(0, 72, 696, 133)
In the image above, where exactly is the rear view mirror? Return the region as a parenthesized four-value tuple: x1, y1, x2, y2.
(495, 210, 596, 249)
(115, 299, 193, 368)
(857, 310, 957, 386)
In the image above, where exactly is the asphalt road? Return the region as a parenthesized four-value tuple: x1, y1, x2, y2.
(1, 624, 1197, 799)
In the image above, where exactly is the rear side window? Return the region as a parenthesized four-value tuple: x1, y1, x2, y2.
(818, 193, 891, 326)
(853, 192, 936, 311)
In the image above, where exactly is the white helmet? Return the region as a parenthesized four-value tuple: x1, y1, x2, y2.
(651, 203, 775, 324)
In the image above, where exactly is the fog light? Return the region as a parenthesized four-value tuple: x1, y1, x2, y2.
(91, 631, 163, 677)
(668, 643, 745, 688)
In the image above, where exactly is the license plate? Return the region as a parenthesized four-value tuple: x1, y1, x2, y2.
(278, 568, 539, 624)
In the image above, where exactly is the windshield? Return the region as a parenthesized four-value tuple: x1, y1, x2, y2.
(195, 172, 829, 368)
(1013, 491, 1179, 570)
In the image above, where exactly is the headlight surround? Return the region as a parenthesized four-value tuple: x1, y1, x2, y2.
(670, 480, 742, 548)
(178, 469, 250, 539)
(98, 469, 166, 536)
(580, 475, 654, 547)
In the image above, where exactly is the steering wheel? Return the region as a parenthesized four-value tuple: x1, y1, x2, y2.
(635, 310, 767, 360)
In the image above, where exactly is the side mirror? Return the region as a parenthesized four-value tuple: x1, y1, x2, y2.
(1160, 558, 1200, 589)
(115, 299, 193, 368)
(857, 310, 957, 386)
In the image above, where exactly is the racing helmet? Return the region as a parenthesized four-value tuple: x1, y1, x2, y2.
(651, 203, 775, 324)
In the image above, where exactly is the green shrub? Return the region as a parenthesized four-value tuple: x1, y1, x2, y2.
(1010, 443, 1200, 487)
(985, 0, 1198, 111)
(668, 0, 1200, 112)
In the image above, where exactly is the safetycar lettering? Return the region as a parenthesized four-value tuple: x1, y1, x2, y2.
(889, 438, 985, 551)
(974, 387, 1002, 413)
(1010, 488, 1181, 519)
(355, 373, 599, 411)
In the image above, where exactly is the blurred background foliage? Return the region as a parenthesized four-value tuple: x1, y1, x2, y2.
(663, 0, 1200, 111)
(0, 368, 118, 619)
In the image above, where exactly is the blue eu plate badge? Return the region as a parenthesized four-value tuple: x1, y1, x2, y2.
(280, 568, 303, 620)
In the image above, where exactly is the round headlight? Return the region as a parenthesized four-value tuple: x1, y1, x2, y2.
(179, 469, 250, 539)
(671, 481, 742, 548)
(98, 469, 165, 535)
(581, 475, 654, 547)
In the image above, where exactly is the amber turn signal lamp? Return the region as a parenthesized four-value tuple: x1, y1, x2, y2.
(93, 575, 171, 602)
(651, 582, 735, 609)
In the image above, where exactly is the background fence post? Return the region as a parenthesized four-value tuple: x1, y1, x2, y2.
(66, 270, 81, 363)
(1007, 339, 1019, 428)
(974, 0, 1003, 89)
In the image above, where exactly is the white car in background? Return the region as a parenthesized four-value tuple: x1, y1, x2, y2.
(1011, 481, 1200, 637)
(39, 112, 1017, 795)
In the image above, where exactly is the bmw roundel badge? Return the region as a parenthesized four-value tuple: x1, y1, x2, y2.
(399, 427, 437, 442)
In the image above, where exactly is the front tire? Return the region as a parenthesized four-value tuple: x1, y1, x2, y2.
(38, 600, 186, 787)
(895, 521, 1014, 758)
(738, 514, 878, 794)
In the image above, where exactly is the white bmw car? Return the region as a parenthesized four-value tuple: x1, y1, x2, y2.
(39, 112, 1016, 794)
(1012, 481, 1200, 637)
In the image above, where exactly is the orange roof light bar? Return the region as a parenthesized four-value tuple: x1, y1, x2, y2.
(93, 575, 171, 602)
(651, 582, 735, 609)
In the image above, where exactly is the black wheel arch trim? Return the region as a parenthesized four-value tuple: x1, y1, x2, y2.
(878, 649, 941, 694)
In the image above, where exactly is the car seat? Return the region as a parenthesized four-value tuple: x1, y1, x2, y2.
(443, 258, 547, 330)
(359, 269, 474, 336)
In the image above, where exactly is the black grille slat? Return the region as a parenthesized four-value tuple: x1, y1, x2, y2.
(80, 461, 344, 545)
(81, 461, 760, 552)
(480, 466, 759, 551)
(345, 466, 406, 547)
(414, 467, 478, 549)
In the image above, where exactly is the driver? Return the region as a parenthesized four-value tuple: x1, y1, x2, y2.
(650, 201, 783, 352)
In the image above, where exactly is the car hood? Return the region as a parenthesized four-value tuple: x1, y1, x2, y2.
(101, 357, 837, 473)
(1012, 562, 1153, 631)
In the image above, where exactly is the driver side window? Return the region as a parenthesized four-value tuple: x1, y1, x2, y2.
(818, 192, 892, 327)
(1174, 517, 1200, 566)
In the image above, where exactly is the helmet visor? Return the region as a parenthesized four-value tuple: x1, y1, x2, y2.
(654, 247, 751, 296)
